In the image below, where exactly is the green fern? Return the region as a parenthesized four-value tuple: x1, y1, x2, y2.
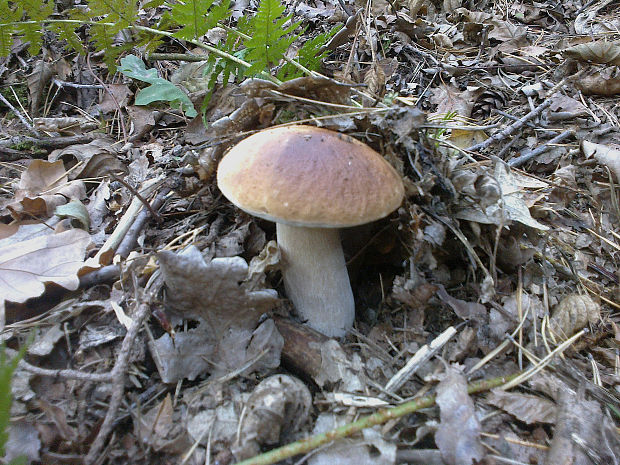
(277, 26, 341, 80)
(47, 20, 85, 54)
(17, 0, 54, 55)
(83, 0, 139, 71)
(242, 0, 300, 76)
(0, 1, 24, 57)
(168, 0, 230, 41)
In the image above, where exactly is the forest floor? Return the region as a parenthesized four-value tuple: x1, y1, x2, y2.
(0, 0, 619, 464)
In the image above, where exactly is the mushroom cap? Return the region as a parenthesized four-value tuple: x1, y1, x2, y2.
(217, 125, 405, 228)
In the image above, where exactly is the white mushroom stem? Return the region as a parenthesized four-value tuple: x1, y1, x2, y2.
(276, 223, 355, 337)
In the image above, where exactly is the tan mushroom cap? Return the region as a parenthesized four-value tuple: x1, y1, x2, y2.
(217, 125, 405, 228)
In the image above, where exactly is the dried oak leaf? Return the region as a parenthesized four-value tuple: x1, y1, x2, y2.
(154, 246, 280, 382)
(232, 374, 312, 461)
(0, 228, 91, 328)
(487, 389, 556, 424)
(435, 367, 485, 465)
(549, 294, 600, 340)
(5, 160, 86, 220)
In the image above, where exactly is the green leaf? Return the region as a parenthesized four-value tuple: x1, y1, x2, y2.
(118, 55, 197, 117)
(242, 0, 300, 76)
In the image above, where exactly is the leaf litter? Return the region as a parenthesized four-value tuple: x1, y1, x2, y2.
(0, 0, 619, 463)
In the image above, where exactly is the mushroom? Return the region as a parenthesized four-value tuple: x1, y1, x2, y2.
(216, 125, 404, 337)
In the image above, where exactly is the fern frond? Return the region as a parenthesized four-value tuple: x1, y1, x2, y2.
(0, 0, 24, 57)
(47, 21, 85, 53)
(86, 0, 138, 71)
(168, 0, 230, 41)
(277, 25, 341, 80)
(243, 0, 300, 76)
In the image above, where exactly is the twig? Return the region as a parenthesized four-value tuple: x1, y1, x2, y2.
(52, 78, 104, 89)
(146, 52, 208, 62)
(508, 130, 575, 167)
(79, 188, 169, 288)
(233, 371, 522, 465)
(0, 133, 101, 149)
(18, 359, 113, 382)
(86, 53, 128, 143)
(465, 99, 553, 153)
(0, 92, 41, 137)
(384, 326, 457, 394)
(466, 70, 585, 154)
(84, 289, 156, 465)
(110, 173, 164, 224)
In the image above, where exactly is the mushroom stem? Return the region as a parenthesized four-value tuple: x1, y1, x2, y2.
(276, 223, 354, 337)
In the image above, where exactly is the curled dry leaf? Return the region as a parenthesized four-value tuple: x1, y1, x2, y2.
(134, 394, 191, 454)
(48, 138, 127, 179)
(548, 294, 600, 340)
(33, 116, 99, 133)
(581, 140, 620, 181)
(232, 374, 312, 461)
(0, 228, 91, 328)
(435, 367, 485, 465)
(486, 389, 556, 424)
(5, 160, 86, 220)
(308, 415, 396, 465)
(562, 40, 620, 66)
(575, 73, 620, 96)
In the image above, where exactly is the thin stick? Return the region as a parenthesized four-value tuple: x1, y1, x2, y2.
(84, 290, 155, 464)
(508, 130, 574, 167)
(233, 371, 522, 465)
(465, 99, 553, 153)
(18, 359, 113, 382)
(0, 92, 40, 137)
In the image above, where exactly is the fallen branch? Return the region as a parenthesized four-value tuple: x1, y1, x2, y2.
(84, 288, 156, 465)
(508, 130, 575, 167)
(233, 371, 522, 465)
(465, 98, 553, 153)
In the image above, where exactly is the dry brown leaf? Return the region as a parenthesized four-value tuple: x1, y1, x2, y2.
(563, 41, 620, 65)
(98, 83, 134, 113)
(576, 73, 620, 96)
(581, 140, 620, 181)
(152, 246, 281, 381)
(134, 394, 191, 454)
(487, 389, 556, 424)
(435, 367, 485, 465)
(27, 60, 55, 116)
(48, 138, 127, 179)
(363, 63, 386, 97)
(5, 160, 86, 220)
(33, 117, 99, 133)
(549, 294, 600, 340)
(308, 415, 396, 465)
(232, 375, 312, 461)
(0, 228, 91, 327)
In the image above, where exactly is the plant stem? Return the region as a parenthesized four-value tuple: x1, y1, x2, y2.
(233, 371, 522, 465)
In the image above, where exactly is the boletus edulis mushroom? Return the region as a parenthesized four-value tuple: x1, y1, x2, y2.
(217, 125, 404, 337)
